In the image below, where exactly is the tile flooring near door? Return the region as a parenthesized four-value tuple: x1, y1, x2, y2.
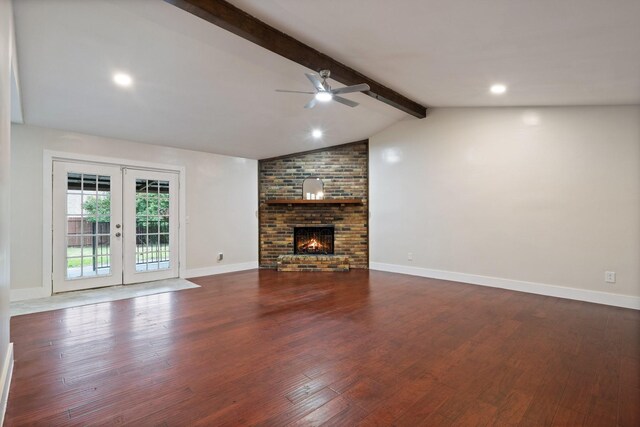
(10, 278, 199, 316)
(5, 270, 640, 426)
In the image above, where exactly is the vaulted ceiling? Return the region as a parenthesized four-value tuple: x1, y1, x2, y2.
(231, 0, 640, 107)
(12, 0, 640, 159)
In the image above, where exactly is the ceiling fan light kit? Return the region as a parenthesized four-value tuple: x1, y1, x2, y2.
(315, 91, 333, 102)
(276, 69, 370, 109)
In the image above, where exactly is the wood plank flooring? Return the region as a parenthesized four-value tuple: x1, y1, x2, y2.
(5, 269, 640, 426)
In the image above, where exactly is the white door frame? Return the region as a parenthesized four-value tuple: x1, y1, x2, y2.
(43, 150, 187, 297)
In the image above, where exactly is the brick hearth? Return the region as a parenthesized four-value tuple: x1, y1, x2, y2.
(277, 255, 350, 272)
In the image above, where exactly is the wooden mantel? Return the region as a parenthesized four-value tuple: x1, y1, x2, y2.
(265, 199, 363, 206)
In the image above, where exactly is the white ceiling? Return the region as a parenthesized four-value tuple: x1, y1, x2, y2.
(232, 0, 640, 107)
(13, 0, 640, 159)
(12, 0, 404, 159)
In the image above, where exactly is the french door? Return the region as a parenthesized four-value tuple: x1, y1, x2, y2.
(122, 169, 178, 284)
(52, 161, 179, 293)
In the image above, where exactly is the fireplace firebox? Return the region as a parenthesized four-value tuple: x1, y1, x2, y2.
(294, 226, 334, 255)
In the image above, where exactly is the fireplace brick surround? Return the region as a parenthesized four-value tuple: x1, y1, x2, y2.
(259, 141, 368, 269)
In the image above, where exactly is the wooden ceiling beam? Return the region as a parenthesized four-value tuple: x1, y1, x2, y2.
(164, 0, 427, 118)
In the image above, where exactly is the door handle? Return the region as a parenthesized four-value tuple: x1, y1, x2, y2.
(115, 232, 122, 237)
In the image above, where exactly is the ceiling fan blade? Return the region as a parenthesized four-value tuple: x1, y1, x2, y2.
(304, 98, 318, 109)
(275, 89, 315, 94)
(331, 83, 370, 95)
(305, 73, 326, 91)
(332, 95, 359, 108)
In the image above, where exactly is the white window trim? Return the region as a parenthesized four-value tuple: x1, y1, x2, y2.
(42, 150, 187, 297)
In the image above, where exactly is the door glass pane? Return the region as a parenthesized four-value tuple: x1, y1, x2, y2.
(135, 179, 171, 272)
(66, 173, 111, 279)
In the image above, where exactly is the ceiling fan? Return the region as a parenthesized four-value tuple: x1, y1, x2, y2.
(276, 69, 370, 109)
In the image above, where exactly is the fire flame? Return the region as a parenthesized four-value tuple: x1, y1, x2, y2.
(307, 238, 321, 249)
(300, 238, 323, 252)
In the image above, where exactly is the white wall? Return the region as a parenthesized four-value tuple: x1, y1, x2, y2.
(11, 124, 258, 297)
(0, 0, 14, 421)
(370, 106, 640, 307)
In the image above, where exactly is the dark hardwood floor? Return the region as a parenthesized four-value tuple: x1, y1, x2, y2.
(5, 270, 639, 426)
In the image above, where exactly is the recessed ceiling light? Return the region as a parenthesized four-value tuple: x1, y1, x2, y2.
(490, 84, 507, 95)
(311, 129, 323, 139)
(315, 92, 333, 102)
(113, 72, 133, 87)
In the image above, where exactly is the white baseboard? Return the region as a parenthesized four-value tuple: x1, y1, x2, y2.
(184, 261, 258, 279)
(1, 342, 14, 426)
(370, 262, 640, 310)
(10, 287, 50, 302)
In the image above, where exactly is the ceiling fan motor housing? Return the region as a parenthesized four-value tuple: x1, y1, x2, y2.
(318, 70, 331, 90)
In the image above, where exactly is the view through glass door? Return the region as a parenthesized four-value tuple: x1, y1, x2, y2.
(52, 161, 179, 293)
(123, 169, 179, 284)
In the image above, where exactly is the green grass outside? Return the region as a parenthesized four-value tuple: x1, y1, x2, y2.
(66, 247, 110, 268)
(66, 245, 170, 268)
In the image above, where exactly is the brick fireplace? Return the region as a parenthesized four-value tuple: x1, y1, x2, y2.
(259, 141, 368, 269)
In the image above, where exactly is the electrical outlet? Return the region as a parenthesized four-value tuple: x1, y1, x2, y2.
(217, 252, 224, 262)
(605, 271, 616, 283)
(408, 252, 413, 261)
